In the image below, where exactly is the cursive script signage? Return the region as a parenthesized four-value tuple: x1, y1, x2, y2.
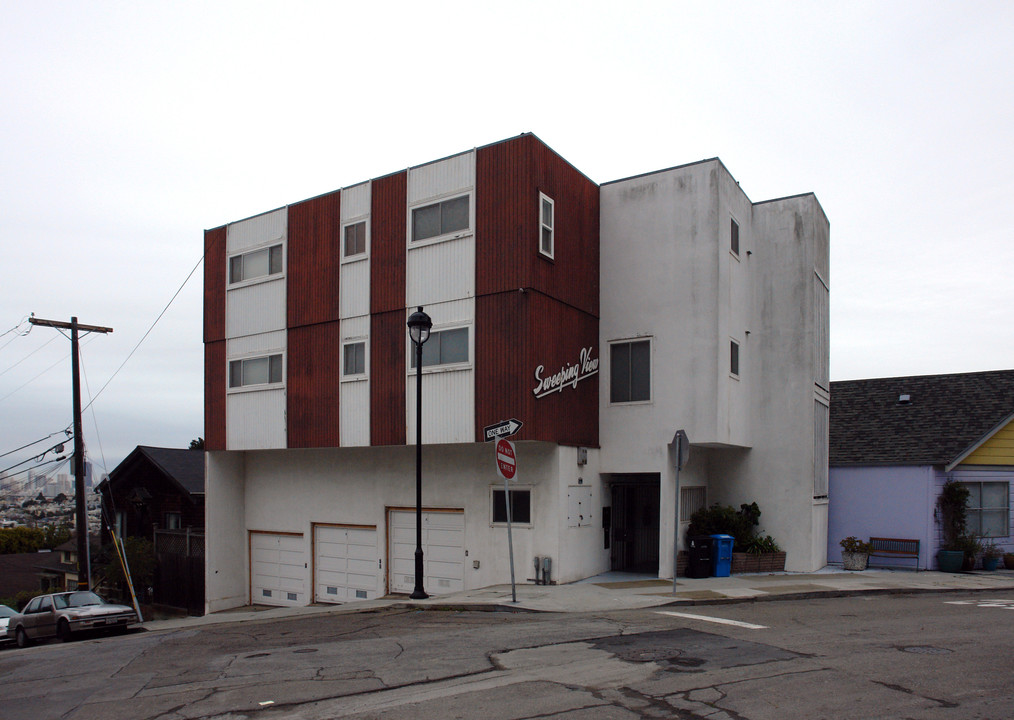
(532, 347, 599, 399)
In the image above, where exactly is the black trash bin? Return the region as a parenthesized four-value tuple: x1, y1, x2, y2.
(686, 536, 713, 578)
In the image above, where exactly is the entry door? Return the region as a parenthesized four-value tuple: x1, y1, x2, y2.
(610, 484, 660, 573)
(314, 525, 379, 604)
(250, 532, 306, 607)
(388, 510, 464, 595)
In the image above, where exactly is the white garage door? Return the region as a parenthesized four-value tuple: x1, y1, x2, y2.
(389, 510, 464, 595)
(314, 524, 380, 604)
(250, 532, 306, 607)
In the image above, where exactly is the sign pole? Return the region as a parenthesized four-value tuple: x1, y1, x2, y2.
(504, 476, 516, 603)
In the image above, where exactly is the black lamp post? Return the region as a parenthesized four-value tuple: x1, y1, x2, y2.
(406, 306, 432, 600)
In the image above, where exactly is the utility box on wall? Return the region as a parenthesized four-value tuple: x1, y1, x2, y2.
(567, 486, 594, 527)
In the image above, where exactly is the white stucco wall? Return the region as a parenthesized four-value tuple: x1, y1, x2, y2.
(205, 451, 247, 613)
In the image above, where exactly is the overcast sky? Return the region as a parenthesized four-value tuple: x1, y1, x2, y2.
(2, 1, 1012, 481)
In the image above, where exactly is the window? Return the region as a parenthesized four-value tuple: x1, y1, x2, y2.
(343, 220, 367, 258)
(539, 193, 555, 258)
(492, 488, 531, 524)
(680, 486, 707, 523)
(610, 339, 651, 403)
(730, 340, 740, 377)
(24, 597, 41, 614)
(229, 354, 283, 388)
(343, 341, 366, 377)
(411, 195, 470, 242)
(229, 244, 283, 284)
(165, 512, 182, 530)
(410, 327, 469, 368)
(730, 218, 740, 255)
(963, 481, 1010, 537)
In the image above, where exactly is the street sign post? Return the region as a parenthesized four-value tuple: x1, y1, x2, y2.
(494, 437, 518, 602)
(484, 418, 523, 442)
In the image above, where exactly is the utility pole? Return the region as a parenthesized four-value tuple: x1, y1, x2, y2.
(30, 316, 113, 590)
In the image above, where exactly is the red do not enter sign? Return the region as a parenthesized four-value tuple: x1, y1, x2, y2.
(496, 438, 517, 481)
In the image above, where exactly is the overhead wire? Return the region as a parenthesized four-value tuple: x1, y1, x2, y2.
(0, 315, 33, 351)
(0, 429, 72, 459)
(0, 332, 59, 377)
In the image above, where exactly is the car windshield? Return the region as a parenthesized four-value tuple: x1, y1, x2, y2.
(0, 605, 15, 618)
(54, 591, 105, 609)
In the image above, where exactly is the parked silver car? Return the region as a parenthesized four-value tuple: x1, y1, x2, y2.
(0, 604, 16, 645)
(6, 591, 138, 647)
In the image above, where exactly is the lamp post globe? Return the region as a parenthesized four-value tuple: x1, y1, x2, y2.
(406, 306, 432, 600)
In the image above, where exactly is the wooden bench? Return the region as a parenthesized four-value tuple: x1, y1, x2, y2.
(868, 537, 920, 571)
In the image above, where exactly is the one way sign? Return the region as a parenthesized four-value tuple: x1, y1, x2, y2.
(483, 418, 523, 442)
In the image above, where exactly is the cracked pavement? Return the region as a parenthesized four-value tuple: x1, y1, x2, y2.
(2, 591, 1013, 719)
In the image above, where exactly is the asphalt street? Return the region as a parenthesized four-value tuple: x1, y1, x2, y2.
(3, 590, 1013, 719)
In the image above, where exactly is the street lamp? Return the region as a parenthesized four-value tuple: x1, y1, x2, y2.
(406, 306, 432, 600)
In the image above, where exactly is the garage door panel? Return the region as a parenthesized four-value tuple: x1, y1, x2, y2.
(313, 525, 379, 604)
(388, 510, 464, 596)
(251, 533, 306, 607)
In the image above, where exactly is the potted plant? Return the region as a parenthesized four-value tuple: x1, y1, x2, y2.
(839, 536, 872, 571)
(981, 542, 1001, 571)
(935, 480, 970, 572)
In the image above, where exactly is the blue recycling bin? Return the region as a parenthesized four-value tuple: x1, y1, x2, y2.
(711, 534, 734, 577)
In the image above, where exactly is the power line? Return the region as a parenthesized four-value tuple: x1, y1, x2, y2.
(0, 428, 72, 459)
(83, 252, 203, 412)
(0, 332, 59, 377)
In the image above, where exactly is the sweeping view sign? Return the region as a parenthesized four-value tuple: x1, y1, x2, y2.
(496, 439, 517, 482)
(532, 346, 599, 399)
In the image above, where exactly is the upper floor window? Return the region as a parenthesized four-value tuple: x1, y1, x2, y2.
(610, 339, 651, 403)
(229, 354, 283, 389)
(343, 220, 367, 258)
(730, 218, 740, 256)
(411, 195, 469, 243)
(229, 244, 283, 284)
(343, 340, 367, 378)
(539, 193, 555, 259)
(165, 512, 182, 530)
(730, 340, 740, 377)
(410, 326, 469, 369)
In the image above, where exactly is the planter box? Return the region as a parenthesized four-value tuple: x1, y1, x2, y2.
(732, 551, 786, 574)
(841, 551, 869, 571)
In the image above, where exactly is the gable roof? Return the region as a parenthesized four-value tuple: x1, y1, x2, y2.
(830, 370, 1014, 467)
(103, 446, 205, 498)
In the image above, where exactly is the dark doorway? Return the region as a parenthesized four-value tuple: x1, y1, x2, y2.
(609, 476, 660, 573)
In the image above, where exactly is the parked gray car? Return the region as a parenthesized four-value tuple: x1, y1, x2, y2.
(6, 591, 137, 647)
(0, 604, 16, 645)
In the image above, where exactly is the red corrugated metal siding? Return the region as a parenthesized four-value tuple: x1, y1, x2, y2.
(371, 171, 407, 314)
(474, 135, 599, 446)
(287, 191, 341, 328)
(287, 322, 341, 448)
(475, 292, 597, 447)
(205, 340, 226, 450)
(475, 135, 599, 316)
(370, 310, 406, 445)
(203, 227, 226, 342)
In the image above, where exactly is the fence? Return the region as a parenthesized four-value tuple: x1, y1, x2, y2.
(153, 529, 205, 616)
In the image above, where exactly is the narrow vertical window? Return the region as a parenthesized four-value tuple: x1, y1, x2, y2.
(730, 219, 740, 256)
(730, 340, 740, 377)
(343, 341, 367, 377)
(539, 193, 555, 258)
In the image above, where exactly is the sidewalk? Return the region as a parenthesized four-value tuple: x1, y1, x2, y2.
(142, 567, 1014, 633)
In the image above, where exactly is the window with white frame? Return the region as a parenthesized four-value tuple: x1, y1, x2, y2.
(492, 488, 532, 524)
(343, 220, 367, 258)
(229, 354, 283, 389)
(411, 195, 470, 242)
(410, 326, 469, 369)
(342, 340, 367, 378)
(229, 244, 283, 284)
(962, 481, 1010, 537)
(610, 338, 651, 403)
(539, 193, 555, 258)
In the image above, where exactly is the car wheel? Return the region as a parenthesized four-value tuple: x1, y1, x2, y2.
(15, 626, 32, 648)
(58, 619, 72, 642)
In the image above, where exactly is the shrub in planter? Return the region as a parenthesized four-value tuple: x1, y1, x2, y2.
(687, 502, 761, 552)
(981, 542, 1001, 571)
(839, 536, 872, 571)
(936, 480, 971, 572)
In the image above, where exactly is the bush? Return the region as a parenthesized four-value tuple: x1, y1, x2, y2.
(745, 535, 782, 554)
(687, 502, 762, 552)
(839, 536, 873, 554)
(0, 589, 40, 612)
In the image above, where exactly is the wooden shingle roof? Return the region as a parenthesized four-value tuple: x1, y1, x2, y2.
(830, 370, 1014, 467)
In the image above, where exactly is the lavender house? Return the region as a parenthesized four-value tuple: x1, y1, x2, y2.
(828, 370, 1014, 569)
